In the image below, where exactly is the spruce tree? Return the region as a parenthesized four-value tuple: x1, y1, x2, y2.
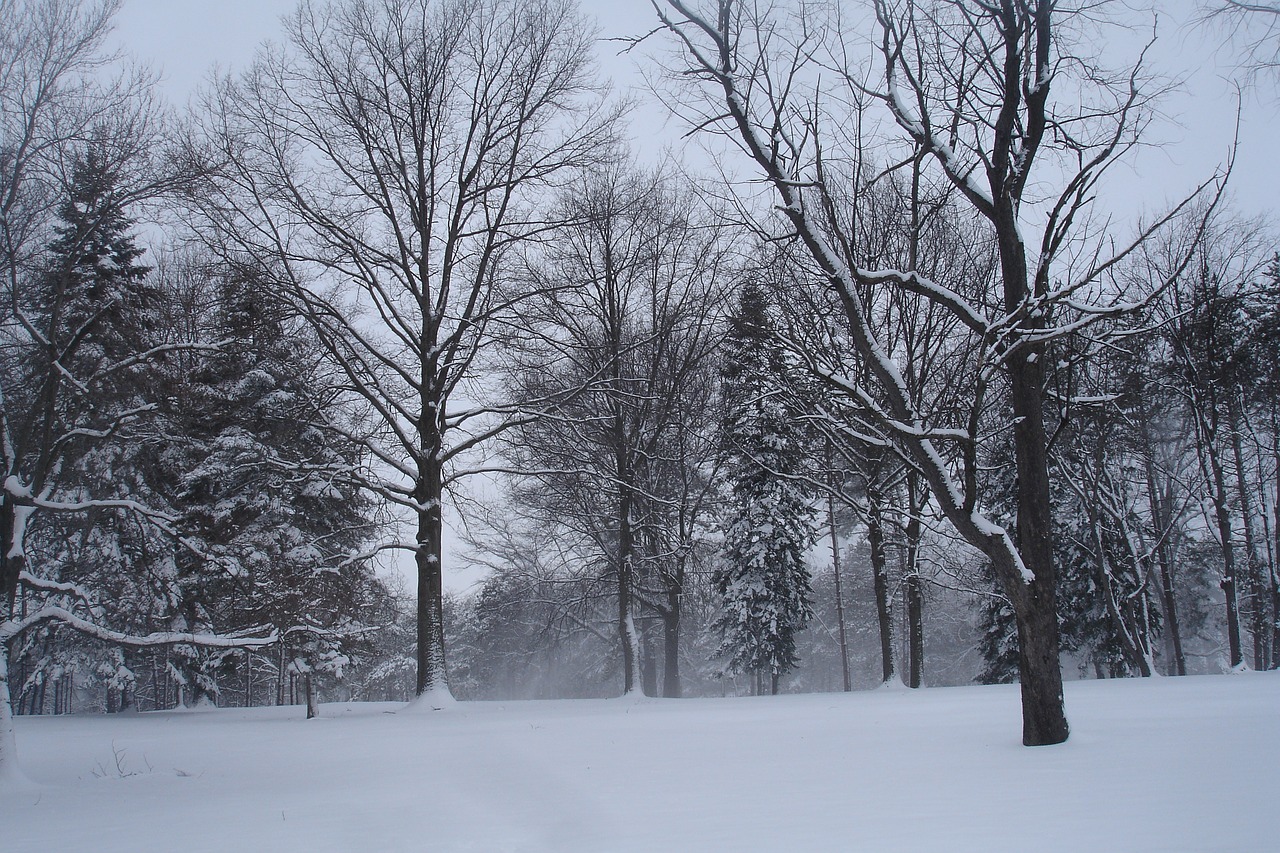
(152, 261, 381, 708)
(713, 283, 816, 695)
(40, 146, 157, 380)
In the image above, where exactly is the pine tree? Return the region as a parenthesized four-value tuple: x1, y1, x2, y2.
(150, 260, 381, 708)
(713, 283, 816, 695)
(39, 146, 157, 381)
(2, 145, 163, 706)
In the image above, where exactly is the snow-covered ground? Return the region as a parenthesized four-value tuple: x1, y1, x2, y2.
(6, 673, 1277, 852)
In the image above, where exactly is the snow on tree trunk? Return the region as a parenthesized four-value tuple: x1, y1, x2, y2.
(413, 457, 450, 700)
(616, 486, 643, 696)
(0, 647, 31, 786)
(305, 673, 317, 720)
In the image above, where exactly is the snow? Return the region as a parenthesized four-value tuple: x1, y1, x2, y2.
(6, 673, 1277, 852)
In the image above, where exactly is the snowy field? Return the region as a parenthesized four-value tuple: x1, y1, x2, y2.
(6, 673, 1277, 853)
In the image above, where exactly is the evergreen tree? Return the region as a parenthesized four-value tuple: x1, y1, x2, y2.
(713, 283, 816, 695)
(148, 259, 382, 708)
(3, 143, 163, 664)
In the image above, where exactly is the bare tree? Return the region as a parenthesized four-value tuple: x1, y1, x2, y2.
(1199, 1, 1280, 86)
(186, 0, 617, 701)
(1150, 209, 1276, 669)
(504, 162, 729, 696)
(654, 0, 1221, 745)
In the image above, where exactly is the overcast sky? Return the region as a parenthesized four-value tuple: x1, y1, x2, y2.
(107, 0, 1278, 593)
(111, 0, 1276, 214)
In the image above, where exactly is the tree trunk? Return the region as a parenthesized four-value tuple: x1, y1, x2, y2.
(1007, 352, 1069, 746)
(616, 487, 642, 695)
(1228, 397, 1267, 669)
(1208, 451, 1244, 668)
(1272, 432, 1280, 668)
(414, 451, 449, 697)
(1144, 453, 1186, 675)
(662, 591, 682, 698)
(305, 672, 317, 719)
(867, 487, 895, 685)
(276, 645, 285, 706)
(825, 445, 851, 692)
(1007, 565, 1069, 747)
(0, 645, 23, 782)
(640, 621, 658, 698)
(904, 472, 925, 688)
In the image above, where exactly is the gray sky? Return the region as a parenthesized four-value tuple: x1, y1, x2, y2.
(108, 0, 1277, 593)
(111, 1, 1277, 209)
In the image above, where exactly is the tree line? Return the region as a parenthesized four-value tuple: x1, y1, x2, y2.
(1, 0, 1276, 777)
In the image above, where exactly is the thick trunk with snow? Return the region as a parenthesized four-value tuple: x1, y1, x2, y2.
(0, 645, 22, 783)
(415, 456, 448, 697)
(616, 489, 642, 695)
(1005, 347, 1070, 745)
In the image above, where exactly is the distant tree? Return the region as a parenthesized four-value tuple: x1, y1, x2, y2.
(503, 163, 727, 697)
(713, 283, 816, 695)
(1153, 214, 1274, 669)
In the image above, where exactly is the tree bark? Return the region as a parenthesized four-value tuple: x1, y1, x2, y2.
(0, 646, 20, 781)
(1006, 557, 1069, 746)
(1272, 433, 1280, 667)
(414, 451, 448, 697)
(1208, 447, 1245, 668)
(867, 486, 895, 685)
(1228, 396, 1268, 668)
(1144, 453, 1187, 675)
(904, 473, 925, 689)
(305, 672, 317, 719)
(641, 622, 658, 698)
(1007, 354, 1070, 745)
(662, 591, 682, 698)
(830, 510, 852, 693)
(825, 442, 852, 692)
(616, 487, 642, 695)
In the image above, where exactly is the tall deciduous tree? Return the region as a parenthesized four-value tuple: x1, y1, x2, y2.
(655, 0, 1220, 744)
(188, 0, 617, 701)
(504, 163, 728, 696)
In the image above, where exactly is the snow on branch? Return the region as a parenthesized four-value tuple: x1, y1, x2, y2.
(0, 605, 280, 648)
(17, 571, 98, 609)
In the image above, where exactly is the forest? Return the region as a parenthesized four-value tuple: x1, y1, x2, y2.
(3, 0, 1279, 779)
